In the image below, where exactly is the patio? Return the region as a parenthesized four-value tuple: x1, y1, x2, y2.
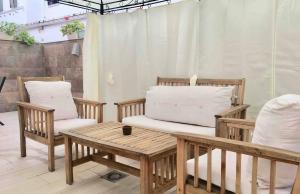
(0, 111, 175, 194)
(1, 0, 300, 194)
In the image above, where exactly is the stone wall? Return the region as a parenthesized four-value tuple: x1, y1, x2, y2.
(0, 39, 83, 113)
(0, 40, 45, 112)
(43, 39, 83, 98)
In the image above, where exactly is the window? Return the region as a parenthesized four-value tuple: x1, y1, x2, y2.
(48, 0, 59, 6)
(0, 0, 3, 12)
(10, 0, 17, 8)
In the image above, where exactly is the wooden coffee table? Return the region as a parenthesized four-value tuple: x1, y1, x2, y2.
(61, 122, 177, 194)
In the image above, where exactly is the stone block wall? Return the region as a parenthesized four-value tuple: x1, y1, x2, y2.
(0, 39, 83, 113)
(0, 40, 45, 112)
(43, 39, 83, 98)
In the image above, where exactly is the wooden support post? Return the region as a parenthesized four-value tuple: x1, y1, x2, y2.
(140, 156, 153, 194)
(65, 136, 74, 185)
(47, 111, 55, 172)
(177, 138, 187, 194)
(18, 106, 26, 157)
(292, 164, 300, 194)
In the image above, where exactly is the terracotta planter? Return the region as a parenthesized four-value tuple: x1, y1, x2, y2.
(0, 32, 14, 40)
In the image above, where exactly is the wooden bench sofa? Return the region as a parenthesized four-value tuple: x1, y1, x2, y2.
(115, 77, 249, 138)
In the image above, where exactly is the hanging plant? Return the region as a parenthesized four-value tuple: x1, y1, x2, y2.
(15, 31, 35, 46)
(60, 20, 85, 40)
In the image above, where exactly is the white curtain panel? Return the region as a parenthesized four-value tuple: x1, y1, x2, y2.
(83, 0, 300, 121)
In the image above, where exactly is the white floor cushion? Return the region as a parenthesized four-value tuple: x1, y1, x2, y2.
(54, 118, 97, 135)
(187, 149, 292, 194)
(122, 115, 215, 136)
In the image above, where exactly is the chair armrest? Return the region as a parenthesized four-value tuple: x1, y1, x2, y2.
(114, 98, 146, 122)
(215, 104, 250, 118)
(16, 101, 55, 140)
(73, 98, 106, 123)
(214, 104, 250, 139)
(73, 97, 106, 106)
(16, 101, 55, 112)
(217, 118, 255, 141)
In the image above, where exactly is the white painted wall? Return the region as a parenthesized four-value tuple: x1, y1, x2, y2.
(0, 0, 87, 43)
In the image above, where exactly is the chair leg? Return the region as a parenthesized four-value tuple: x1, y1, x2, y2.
(20, 131, 26, 157)
(0, 121, 4, 126)
(48, 144, 55, 172)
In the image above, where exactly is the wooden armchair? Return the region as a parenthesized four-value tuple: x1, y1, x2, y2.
(115, 77, 249, 137)
(174, 118, 300, 194)
(16, 76, 106, 172)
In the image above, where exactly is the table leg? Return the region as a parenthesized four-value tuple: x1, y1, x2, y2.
(64, 136, 73, 185)
(140, 156, 153, 194)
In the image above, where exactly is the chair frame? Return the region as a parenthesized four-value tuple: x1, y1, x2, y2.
(16, 76, 106, 172)
(114, 77, 249, 137)
(174, 118, 300, 194)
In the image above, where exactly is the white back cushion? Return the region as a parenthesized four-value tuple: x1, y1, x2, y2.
(145, 86, 233, 127)
(249, 94, 300, 188)
(25, 81, 78, 121)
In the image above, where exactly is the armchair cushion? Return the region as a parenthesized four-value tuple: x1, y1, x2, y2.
(249, 94, 300, 188)
(25, 81, 78, 120)
(123, 115, 215, 136)
(54, 118, 97, 135)
(187, 149, 292, 194)
(145, 86, 233, 127)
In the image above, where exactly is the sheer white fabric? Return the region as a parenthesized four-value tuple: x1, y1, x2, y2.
(83, 0, 300, 121)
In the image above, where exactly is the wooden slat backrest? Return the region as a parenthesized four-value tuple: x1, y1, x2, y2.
(157, 77, 246, 105)
(174, 133, 300, 194)
(17, 76, 65, 102)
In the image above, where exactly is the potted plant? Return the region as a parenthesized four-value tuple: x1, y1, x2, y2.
(15, 31, 35, 46)
(60, 20, 85, 40)
(0, 22, 18, 40)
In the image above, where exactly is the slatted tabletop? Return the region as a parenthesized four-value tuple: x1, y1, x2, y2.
(60, 121, 177, 156)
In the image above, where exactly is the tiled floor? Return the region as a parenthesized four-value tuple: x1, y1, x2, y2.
(0, 111, 176, 194)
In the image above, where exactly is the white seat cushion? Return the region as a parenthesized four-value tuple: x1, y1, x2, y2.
(25, 81, 78, 121)
(187, 149, 292, 194)
(54, 118, 97, 135)
(122, 115, 215, 136)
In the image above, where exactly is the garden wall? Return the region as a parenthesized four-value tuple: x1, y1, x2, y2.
(43, 39, 83, 98)
(0, 39, 83, 113)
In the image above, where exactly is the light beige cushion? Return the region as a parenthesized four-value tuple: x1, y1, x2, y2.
(54, 118, 97, 135)
(25, 81, 78, 121)
(122, 115, 215, 136)
(145, 86, 233, 127)
(249, 94, 300, 188)
(187, 149, 292, 194)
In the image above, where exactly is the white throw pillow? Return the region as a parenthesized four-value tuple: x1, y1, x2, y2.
(25, 81, 78, 121)
(145, 86, 233, 127)
(248, 94, 300, 188)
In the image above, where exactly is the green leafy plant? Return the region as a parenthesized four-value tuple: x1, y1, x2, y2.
(60, 20, 85, 36)
(0, 21, 18, 36)
(15, 31, 35, 46)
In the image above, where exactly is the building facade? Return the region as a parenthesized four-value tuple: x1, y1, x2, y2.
(0, 0, 88, 42)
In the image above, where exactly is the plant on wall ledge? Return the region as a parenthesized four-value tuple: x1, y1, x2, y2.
(15, 31, 35, 46)
(0, 21, 18, 40)
(60, 20, 85, 40)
